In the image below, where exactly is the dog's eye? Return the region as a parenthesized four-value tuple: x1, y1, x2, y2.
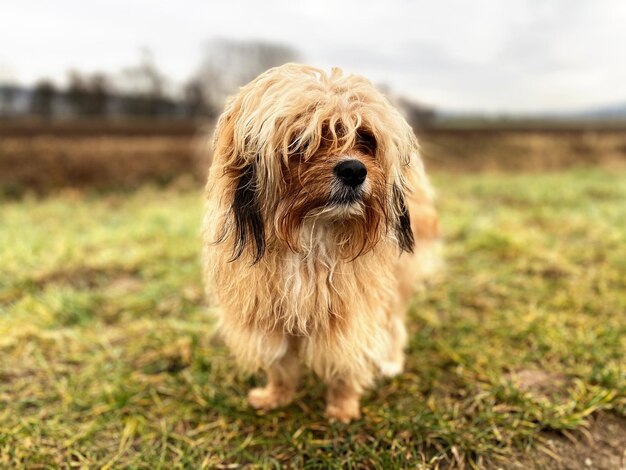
(288, 135, 310, 158)
(355, 130, 377, 155)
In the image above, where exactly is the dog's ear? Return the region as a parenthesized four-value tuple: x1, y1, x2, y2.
(230, 162, 265, 263)
(392, 184, 415, 253)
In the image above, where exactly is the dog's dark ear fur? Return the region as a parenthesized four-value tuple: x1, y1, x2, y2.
(392, 184, 415, 253)
(230, 162, 265, 263)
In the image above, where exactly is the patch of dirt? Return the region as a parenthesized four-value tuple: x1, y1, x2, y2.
(512, 413, 626, 470)
(107, 275, 144, 295)
(508, 369, 569, 398)
(502, 370, 626, 469)
(33, 266, 141, 290)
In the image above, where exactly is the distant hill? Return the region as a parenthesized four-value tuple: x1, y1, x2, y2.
(577, 103, 626, 119)
(437, 101, 626, 126)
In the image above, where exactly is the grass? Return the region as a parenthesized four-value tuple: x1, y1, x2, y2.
(0, 169, 624, 468)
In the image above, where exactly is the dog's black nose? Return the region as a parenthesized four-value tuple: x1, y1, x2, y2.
(334, 159, 367, 188)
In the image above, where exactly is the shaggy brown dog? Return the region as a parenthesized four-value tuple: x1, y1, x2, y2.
(203, 64, 440, 422)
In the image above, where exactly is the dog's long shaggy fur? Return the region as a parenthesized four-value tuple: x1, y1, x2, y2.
(203, 64, 440, 422)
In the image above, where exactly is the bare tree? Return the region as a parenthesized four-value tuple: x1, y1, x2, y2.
(394, 96, 436, 129)
(0, 67, 18, 117)
(66, 71, 111, 117)
(195, 38, 299, 112)
(66, 71, 88, 116)
(183, 78, 209, 118)
(85, 73, 110, 117)
(119, 50, 168, 117)
(0, 85, 18, 117)
(31, 79, 57, 118)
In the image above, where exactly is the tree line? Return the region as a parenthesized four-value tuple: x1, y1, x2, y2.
(0, 38, 435, 126)
(0, 40, 298, 120)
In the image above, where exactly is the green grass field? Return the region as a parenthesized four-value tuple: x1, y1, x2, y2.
(1, 170, 625, 468)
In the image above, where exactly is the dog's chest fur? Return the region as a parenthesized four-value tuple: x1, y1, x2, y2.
(282, 247, 335, 332)
(276, 226, 391, 336)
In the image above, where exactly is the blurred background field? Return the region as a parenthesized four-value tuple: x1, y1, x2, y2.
(1, 0, 626, 468)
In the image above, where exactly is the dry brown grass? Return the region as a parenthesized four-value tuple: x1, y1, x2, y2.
(420, 129, 626, 172)
(0, 136, 196, 193)
(1, 121, 626, 193)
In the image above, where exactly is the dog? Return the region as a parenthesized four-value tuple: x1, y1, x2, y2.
(202, 64, 440, 423)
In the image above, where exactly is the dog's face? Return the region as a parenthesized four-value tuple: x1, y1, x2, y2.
(281, 126, 380, 214)
(212, 64, 420, 262)
(274, 125, 389, 255)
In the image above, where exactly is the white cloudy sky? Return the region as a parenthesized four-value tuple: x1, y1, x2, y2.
(1, 0, 625, 113)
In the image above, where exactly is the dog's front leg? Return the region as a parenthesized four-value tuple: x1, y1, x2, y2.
(248, 338, 300, 410)
(324, 377, 361, 423)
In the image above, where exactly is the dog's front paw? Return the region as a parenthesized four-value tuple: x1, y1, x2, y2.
(248, 386, 293, 410)
(325, 401, 361, 424)
(379, 359, 404, 377)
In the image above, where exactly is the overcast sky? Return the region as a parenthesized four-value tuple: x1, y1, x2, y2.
(1, 0, 625, 113)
